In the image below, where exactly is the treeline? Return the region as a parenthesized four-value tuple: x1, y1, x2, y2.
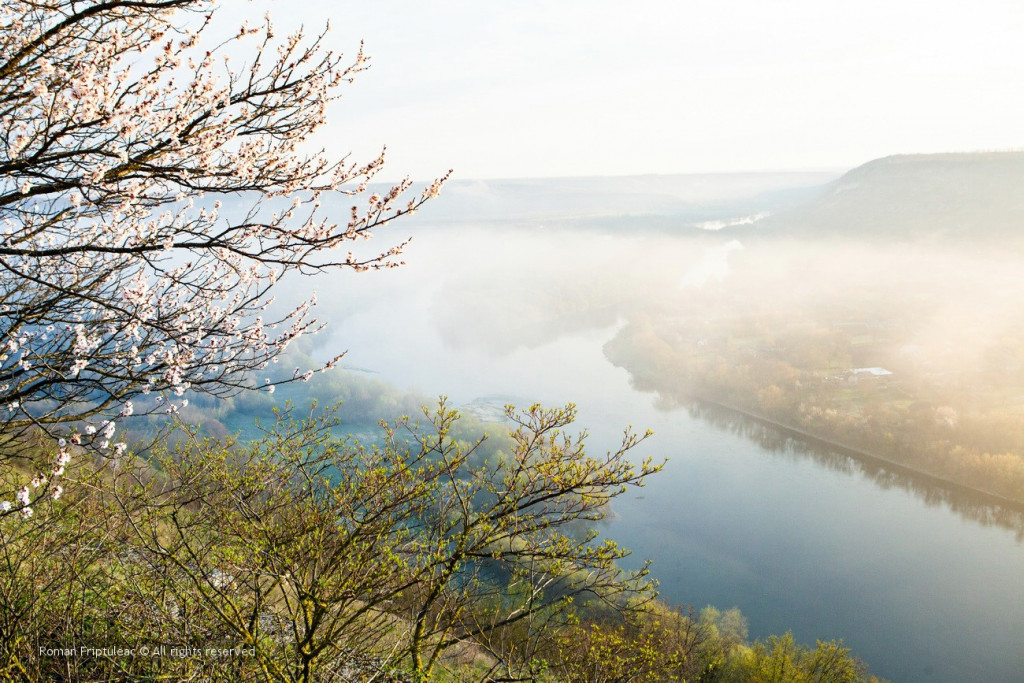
(0, 399, 882, 682)
(605, 313, 1024, 504)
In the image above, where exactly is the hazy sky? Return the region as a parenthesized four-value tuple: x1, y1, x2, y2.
(233, 1, 1024, 180)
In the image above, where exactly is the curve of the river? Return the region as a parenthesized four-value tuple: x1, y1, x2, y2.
(324, 247, 1024, 682)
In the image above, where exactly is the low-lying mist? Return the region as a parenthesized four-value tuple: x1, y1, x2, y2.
(249, 155, 1024, 507)
(277, 206, 1024, 504)
(312, 222, 1024, 382)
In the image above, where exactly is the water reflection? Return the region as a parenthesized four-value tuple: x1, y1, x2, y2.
(686, 400, 1024, 540)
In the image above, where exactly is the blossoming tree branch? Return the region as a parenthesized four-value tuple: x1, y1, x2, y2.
(0, 0, 447, 517)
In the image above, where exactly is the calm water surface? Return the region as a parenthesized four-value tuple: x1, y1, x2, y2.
(604, 406, 1024, 683)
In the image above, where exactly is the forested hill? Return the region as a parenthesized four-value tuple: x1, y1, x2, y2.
(764, 151, 1024, 247)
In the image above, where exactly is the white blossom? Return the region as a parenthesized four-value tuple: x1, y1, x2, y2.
(0, 0, 446, 512)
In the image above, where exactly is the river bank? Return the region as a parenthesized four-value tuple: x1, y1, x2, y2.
(695, 398, 1024, 513)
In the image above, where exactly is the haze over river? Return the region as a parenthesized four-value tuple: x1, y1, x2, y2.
(312, 220, 1024, 683)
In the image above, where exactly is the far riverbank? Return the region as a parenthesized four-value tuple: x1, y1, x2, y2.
(694, 397, 1024, 513)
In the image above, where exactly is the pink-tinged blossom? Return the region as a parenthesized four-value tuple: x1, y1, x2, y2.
(0, 0, 447, 509)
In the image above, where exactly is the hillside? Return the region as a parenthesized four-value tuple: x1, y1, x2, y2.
(765, 151, 1024, 247)
(399, 172, 834, 227)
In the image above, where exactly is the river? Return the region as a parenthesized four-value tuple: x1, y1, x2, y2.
(312, 222, 1024, 682)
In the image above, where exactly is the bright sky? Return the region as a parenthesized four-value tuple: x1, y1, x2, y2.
(234, 1, 1024, 180)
